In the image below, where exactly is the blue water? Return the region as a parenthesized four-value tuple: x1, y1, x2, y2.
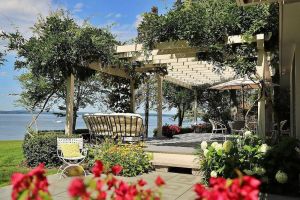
(0, 113, 192, 140)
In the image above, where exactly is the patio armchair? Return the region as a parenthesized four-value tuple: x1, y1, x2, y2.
(271, 120, 290, 141)
(57, 137, 87, 179)
(83, 113, 145, 143)
(209, 119, 227, 141)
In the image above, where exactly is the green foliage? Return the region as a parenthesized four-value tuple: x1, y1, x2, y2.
(199, 134, 300, 195)
(88, 139, 152, 177)
(23, 131, 80, 167)
(195, 84, 232, 123)
(137, 0, 279, 75)
(199, 133, 264, 181)
(3, 10, 117, 130)
(262, 137, 300, 194)
(0, 51, 5, 65)
(163, 82, 194, 126)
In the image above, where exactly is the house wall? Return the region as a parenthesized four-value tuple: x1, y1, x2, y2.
(280, 2, 300, 139)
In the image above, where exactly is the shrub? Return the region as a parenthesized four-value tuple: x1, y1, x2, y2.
(198, 133, 265, 181)
(162, 124, 181, 138)
(88, 139, 152, 177)
(23, 131, 80, 168)
(153, 125, 192, 138)
(198, 132, 300, 195)
(193, 123, 212, 133)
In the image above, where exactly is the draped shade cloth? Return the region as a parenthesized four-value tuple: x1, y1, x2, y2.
(209, 77, 262, 90)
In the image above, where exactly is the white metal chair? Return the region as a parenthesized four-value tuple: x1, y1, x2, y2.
(57, 138, 87, 179)
(209, 119, 227, 141)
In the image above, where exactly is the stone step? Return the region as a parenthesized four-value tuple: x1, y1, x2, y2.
(149, 152, 201, 175)
(145, 145, 195, 155)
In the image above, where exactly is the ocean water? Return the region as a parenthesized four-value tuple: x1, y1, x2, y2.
(0, 113, 191, 140)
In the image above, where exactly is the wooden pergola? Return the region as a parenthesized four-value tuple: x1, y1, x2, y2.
(65, 35, 271, 138)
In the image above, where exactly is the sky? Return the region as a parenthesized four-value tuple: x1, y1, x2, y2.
(0, 0, 175, 113)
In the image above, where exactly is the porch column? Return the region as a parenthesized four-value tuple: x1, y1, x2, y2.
(157, 75, 163, 137)
(130, 79, 136, 113)
(295, 48, 300, 139)
(65, 73, 74, 135)
(257, 95, 266, 139)
(194, 90, 198, 124)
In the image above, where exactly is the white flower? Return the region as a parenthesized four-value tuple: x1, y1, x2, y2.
(211, 142, 218, 148)
(259, 144, 270, 153)
(201, 141, 208, 151)
(210, 171, 217, 177)
(203, 149, 209, 158)
(244, 131, 252, 137)
(275, 170, 288, 184)
(215, 143, 223, 151)
(254, 167, 266, 176)
(223, 140, 233, 153)
(243, 169, 254, 175)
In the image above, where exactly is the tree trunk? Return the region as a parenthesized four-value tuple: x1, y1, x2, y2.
(72, 106, 78, 133)
(145, 81, 150, 137)
(178, 105, 183, 127)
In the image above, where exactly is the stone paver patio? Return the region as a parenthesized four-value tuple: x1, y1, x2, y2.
(0, 172, 202, 200)
(1, 171, 299, 200)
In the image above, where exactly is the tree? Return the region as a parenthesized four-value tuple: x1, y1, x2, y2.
(163, 82, 194, 126)
(137, 0, 279, 76)
(3, 10, 117, 132)
(0, 51, 5, 66)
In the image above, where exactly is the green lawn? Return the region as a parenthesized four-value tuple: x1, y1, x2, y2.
(0, 140, 56, 187)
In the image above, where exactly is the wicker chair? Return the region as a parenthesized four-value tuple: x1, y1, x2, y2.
(83, 113, 145, 143)
(57, 138, 87, 179)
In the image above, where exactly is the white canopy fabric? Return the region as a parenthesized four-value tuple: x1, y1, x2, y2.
(209, 77, 261, 90)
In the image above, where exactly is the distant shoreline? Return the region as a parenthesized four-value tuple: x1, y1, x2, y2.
(0, 111, 174, 117)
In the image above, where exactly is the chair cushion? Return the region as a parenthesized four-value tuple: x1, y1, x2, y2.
(60, 143, 81, 158)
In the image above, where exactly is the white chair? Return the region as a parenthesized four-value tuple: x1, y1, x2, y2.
(57, 138, 87, 179)
(209, 119, 227, 141)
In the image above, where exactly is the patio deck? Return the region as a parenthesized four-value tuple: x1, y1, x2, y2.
(1, 172, 298, 200)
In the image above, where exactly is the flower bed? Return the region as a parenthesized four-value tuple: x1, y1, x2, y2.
(198, 131, 300, 195)
(87, 139, 152, 177)
(11, 160, 261, 200)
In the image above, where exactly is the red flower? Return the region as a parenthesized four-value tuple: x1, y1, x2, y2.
(114, 181, 138, 200)
(97, 191, 107, 200)
(111, 164, 123, 175)
(93, 160, 104, 177)
(155, 176, 165, 186)
(107, 177, 118, 190)
(68, 178, 88, 198)
(138, 179, 147, 187)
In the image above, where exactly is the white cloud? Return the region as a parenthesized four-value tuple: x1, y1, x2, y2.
(105, 12, 122, 19)
(134, 14, 143, 28)
(0, 72, 8, 77)
(0, 0, 53, 38)
(110, 23, 137, 42)
(73, 2, 84, 13)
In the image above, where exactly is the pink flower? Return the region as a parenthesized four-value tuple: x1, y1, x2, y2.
(93, 160, 104, 177)
(111, 164, 123, 175)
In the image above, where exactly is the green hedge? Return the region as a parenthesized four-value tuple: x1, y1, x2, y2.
(23, 132, 80, 168)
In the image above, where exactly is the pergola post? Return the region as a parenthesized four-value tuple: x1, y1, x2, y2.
(65, 73, 74, 136)
(130, 79, 136, 113)
(157, 75, 163, 137)
(193, 90, 198, 124)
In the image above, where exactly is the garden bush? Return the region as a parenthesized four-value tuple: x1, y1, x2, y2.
(198, 132, 300, 195)
(153, 125, 193, 138)
(87, 139, 152, 177)
(198, 132, 265, 181)
(23, 131, 80, 168)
